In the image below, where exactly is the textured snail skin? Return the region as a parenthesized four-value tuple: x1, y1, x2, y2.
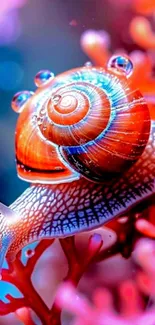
(0, 64, 154, 265)
(0, 120, 154, 263)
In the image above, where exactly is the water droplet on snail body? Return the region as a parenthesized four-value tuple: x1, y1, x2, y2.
(11, 91, 34, 113)
(107, 55, 133, 77)
(34, 70, 55, 87)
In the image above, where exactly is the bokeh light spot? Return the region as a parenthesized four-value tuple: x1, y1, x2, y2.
(0, 61, 24, 91)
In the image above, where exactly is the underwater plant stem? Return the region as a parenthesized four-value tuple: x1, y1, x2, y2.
(10, 259, 50, 324)
(59, 236, 80, 282)
(47, 308, 61, 325)
(48, 237, 78, 325)
(95, 212, 138, 263)
(49, 234, 103, 325)
(1, 240, 55, 324)
(23, 317, 36, 325)
(15, 307, 36, 325)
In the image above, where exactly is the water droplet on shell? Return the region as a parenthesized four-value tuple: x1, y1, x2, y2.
(108, 55, 133, 77)
(84, 61, 93, 68)
(37, 116, 43, 125)
(53, 94, 62, 104)
(34, 70, 54, 87)
(11, 91, 34, 113)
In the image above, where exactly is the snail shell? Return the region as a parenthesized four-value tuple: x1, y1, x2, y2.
(12, 56, 150, 183)
(0, 56, 152, 265)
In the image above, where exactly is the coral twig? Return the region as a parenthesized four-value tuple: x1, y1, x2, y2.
(16, 307, 36, 325)
(60, 233, 103, 284)
(49, 233, 103, 325)
(0, 203, 154, 325)
(0, 239, 54, 325)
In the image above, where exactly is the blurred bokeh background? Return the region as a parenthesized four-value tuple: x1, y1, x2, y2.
(0, 0, 140, 206)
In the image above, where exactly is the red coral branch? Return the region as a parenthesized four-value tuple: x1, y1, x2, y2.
(0, 239, 54, 324)
(49, 233, 103, 325)
(26, 239, 55, 275)
(0, 297, 27, 315)
(0, 203, 154, 325)
(16, 307, 36, 325)
(0, 234, 103, 324)
(60, 233, 103, 284)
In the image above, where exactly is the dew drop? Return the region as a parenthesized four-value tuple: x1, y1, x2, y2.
(40, 108, 46, 116)
(25, 249, 35, 258)
(31, 114, 37, 124)
(53, 94, 62, 104)
(11, 91, 34, 113)
(37, 116, 43, 125)
(107, 55, 133, 77)
(84, 61, 93, 68)
(34, 70, 54, 87)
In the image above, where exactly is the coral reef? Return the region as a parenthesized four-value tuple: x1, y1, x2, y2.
(0, 201, 154, 324)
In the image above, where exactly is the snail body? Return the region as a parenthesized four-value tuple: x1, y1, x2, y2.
(0, 55, 154, 264)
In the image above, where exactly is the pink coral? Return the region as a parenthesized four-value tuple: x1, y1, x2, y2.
(0, 1, 155, 323)
(56, 236, 155, 325)
(0, 204, 154, 324)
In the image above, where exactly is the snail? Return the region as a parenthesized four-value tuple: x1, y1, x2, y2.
(0, 55, 154, 267)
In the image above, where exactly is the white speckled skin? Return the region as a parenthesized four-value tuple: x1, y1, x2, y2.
(0, 121, 153, 263)
(0, 61, 155, 264)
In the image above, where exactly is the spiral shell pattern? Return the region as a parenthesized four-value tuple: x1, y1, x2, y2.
(39, 82, 110, 146)
(15, 64, 150, 183)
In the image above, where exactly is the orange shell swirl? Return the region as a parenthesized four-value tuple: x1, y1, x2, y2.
(15, 66, 150, 183)
(15, 94, 79, 184)
(39, 82, 110, 146)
